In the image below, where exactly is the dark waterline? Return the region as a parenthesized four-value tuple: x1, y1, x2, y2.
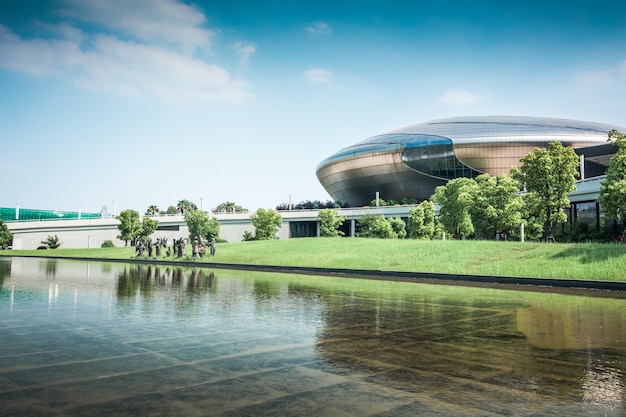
(1, 257, 625, 416)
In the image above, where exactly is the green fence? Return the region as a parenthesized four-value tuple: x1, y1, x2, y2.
(0, 207, 102, 223)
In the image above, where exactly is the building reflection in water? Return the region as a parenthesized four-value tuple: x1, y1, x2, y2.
(517, 297, 626, 412)
(312, 283, 626, 414)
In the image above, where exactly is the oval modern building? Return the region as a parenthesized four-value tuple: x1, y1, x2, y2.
(316, 116, 626, 207)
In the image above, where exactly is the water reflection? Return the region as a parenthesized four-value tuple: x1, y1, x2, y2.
(0, 256, 625, 416)
(42, 258, 57, 278)
(0, 257, 10, 287)
(116, 264, 216, 297)
(311, 283, 626, 414)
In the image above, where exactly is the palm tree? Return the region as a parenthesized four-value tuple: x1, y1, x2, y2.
(176, 199, 197, 214)
(146, 205, 159, 216)
(215, 201, 246, 213)
(223, 201, 236, 213)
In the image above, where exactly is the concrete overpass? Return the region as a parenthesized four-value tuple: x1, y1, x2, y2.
(6, 206, 414, 250)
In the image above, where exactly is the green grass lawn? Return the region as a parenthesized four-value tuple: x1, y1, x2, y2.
(2, 238, 626, 281)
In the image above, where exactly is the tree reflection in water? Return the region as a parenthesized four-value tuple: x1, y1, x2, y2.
(116, 265, 216, 317)
(117, 265, 215, 297)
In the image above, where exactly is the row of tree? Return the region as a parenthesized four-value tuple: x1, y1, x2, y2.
(117, 206, 285, 247)
(316, 203, 437, 240)
(145, 199, 198, 216)
(144, 200, 249, 217)
(430, 141, 584, 241)
(316, 201, 437, 239)
(275, 200, 349, 210)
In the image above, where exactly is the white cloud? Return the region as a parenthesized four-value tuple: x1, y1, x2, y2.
(233, 41, 256, 65)
(304, 68, 332, 84)
(578, 61, 626, 88)
(578, 70, 614, 88)
(57, 0, 215, 52)
(0, 25, 81, 77)
(0, 0, 253, 103)
(33, 20, 84, 43)
(81, 35, 249, 101)
(305, 21, 332, 36)
(438, 88, 482, 105)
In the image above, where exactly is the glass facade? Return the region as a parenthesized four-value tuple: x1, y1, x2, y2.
(575, 202, 598, 227)
(400, 135, 481, 180)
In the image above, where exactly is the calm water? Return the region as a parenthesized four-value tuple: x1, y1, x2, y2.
(1, 257, 625, 417)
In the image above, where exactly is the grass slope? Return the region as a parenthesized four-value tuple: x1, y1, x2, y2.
(2, 238, 626, 281)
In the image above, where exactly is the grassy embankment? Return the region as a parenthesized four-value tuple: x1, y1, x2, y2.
(2, 238, 626, 281)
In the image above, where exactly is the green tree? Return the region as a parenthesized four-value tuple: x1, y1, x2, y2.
(408, 200, 436, 239)
(512, 141, 579, 241)
(519, 193, 549, 241)
(432, 177, 478, 239)
(215, 201, 247, 213)
(369, 198, 400, 207)
(357, 214, 399, 238)
(176, 199, 197, 214)
(137, 216, 158, 242)
(0, 219, 12, 249)
(357, 213, 379, 237)
(250, 208, 282, 240)
(471, 174, 525, 239)
(166, 205, 177, 215)
(116, 209, 141, 246)
(368, 215, 395, 238)
(184, 210, 220, 241)
(317, 208, 346, 237)
(146, 205, 159, 216)
(599, 130, 626, 226)
(389, 217, 407, 239)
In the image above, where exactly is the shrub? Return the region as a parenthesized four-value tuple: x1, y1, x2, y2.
(41, 235, 61, 249)
(101, 240, 115, 248)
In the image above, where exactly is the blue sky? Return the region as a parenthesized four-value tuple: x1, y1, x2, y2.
(2, 0, 626, 214)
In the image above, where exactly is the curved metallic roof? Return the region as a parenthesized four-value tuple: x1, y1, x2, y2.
(373, 116, 624, 145)
(389, 115, 620, 134)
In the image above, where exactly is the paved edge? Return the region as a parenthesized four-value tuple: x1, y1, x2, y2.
(5, 254, 626, 294)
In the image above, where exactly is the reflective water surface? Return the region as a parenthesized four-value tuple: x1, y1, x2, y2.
(1, 257, 625, 416)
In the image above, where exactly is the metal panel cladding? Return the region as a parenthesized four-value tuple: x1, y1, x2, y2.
(316, 116, 626, 207)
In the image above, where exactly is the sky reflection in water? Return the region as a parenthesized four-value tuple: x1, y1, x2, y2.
(1, 257, 625, 416)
